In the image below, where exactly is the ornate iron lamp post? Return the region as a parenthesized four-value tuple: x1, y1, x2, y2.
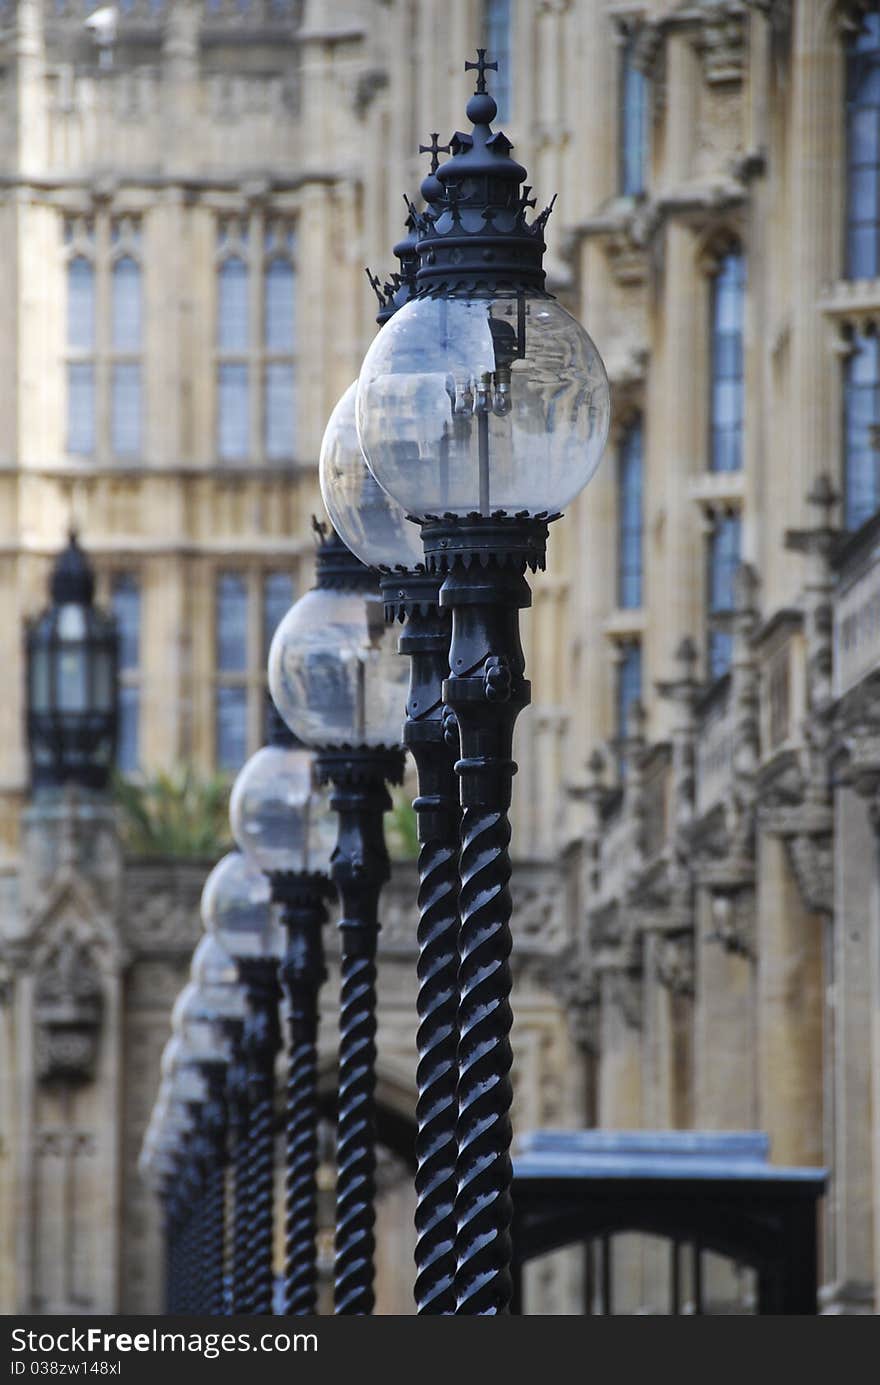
(25, 532, 118, 791)
(319, 217, 459, 1314)
(356, 53, 611, 1314)
(269, 525, 408, 1315)
(201, 851, 283, 1315)
(172, 952, 242, 1317)
(159, 1037, 211, 1313)
(230, 717, 336, 1315)
(223, 1015, 251, 1314)
(139, 1093, 191, 1314)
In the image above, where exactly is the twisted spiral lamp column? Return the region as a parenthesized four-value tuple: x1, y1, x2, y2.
(199, 1063, 229, 1316)
(317, 748, 404, 1316)
(272, 873, 331, 1315)
(422, 520, 543, 1316)
(384, 574, 459, 1315)
(181, 1105, 207, 1314)
(240, 959, 282, 1316)
(223, 1019, 251, 1315)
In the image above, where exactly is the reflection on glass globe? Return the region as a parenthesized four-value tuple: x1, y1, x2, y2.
(230, 742, 335, 876)
(319, 380, 424, 572)
(171, 979, 231, 1064)
(200, 850, 282, 960)
(160, 1031, 208, 1103)
(173, 1063, 208, 1105)
(190, 935, 246, 1021)
(356, 293, 611, 518)
(160, 1035, 184, 1080)
(268, 586, 407, 750)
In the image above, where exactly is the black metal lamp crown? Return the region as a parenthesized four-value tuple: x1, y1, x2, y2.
(313, 516, 378, 591)
(412, 49, 555, 296)
(371, 203, 421, 326)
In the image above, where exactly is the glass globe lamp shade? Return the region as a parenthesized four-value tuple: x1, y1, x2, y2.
(200, 850, 282, 960)
(160, 1035, 183, 1082)
(319, 380, 424, 572)
(190, 935, 247, 1021)
(160, 1035, 208, 1105)
(171, 981, 230, 1065)
(356, 294, 611, 518)
(172, 1062, 208, 1106)
(156, 1078, 192, 1139)
(229, 741, 335, 876)
(268, 585, 408, 750)
(137, 1143, 157, 1186)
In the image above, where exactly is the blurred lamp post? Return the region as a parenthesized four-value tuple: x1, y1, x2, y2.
(269, 524, 407, 1315)
(355, 52, 611, 1313)
(25, 532, 119, 791)
(140, 1088, 191, 1314)
(171, 973, 235, 1317)
(230, 716, 335, 1315)
(201, 851, 283, 1316)
(159, 1036, 210, 1314)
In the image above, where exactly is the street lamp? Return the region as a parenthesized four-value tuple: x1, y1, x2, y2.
(356, 53, 611, 1314)
(25, 532, 119, 791)
(268, 524, 408, 1315)
(230, 715, 335, 1316)
(160, 1035, 210, 1314)
(184, 934, 250, 1315)
(201, 850, 283, 1316)
(140, 1093, 191, 1313)
(172, 974, 234, 1317)
(319, 209, 460, 1315)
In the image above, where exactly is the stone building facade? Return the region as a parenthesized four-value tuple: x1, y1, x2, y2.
(1, 0, 879, 1314)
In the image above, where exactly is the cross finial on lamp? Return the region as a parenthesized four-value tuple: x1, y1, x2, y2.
(465, 48, 497, 95)
(419, 132, 450, 174)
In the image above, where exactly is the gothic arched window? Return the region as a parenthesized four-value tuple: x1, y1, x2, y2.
(64, 214, 144, 461)
(484, 0, 512, 122)
(619, 32, 648, 197)
(263, 237, 296, 461)
(216, 219, 297, 464)
(846, 11, 880, 279)
(843, 326, 880, 529)
(111, 254, 142, 458)
(709, 249, 745, 473)
(66, 251, 96, 456)
(217, 248, 250, 461)
(616, 640, 642, 754)
(707, 511, 741, 680)
(213, 568, 296, 770)
(618, 416, 644, 609)
(111, 572, 141, 773)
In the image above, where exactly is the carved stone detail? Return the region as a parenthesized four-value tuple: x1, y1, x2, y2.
(533, 943, 599, 1054)
(34, 936, 104, 1085)
(705, 889, 755, 958)
(784, 833, 834, 918)
(694, 2, 748, 86)
(604, 225, 649, 287)
(655, 931, 696, 996)
(607, 969, 643, 1030)
(632, 20, 666, 114)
